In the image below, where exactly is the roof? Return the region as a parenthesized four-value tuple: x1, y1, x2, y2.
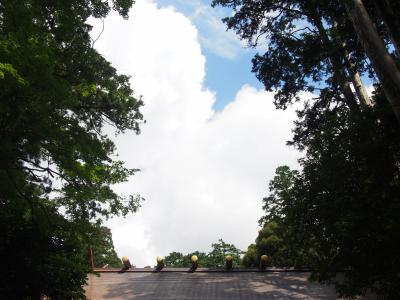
(85, 269, 338, 299)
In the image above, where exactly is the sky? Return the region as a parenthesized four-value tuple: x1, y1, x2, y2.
(91, 0, 307, 267)
(155, 0, 264, 110)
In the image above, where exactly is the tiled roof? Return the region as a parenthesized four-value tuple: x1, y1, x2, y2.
(86, 269, 338, 299)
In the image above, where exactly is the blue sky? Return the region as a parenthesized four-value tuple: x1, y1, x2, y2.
(156, 0, 263, 110)
(204, 50, 263, 110)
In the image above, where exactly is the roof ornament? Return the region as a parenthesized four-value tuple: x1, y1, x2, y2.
(260, 255, 268, 271)
(190, 255, 198, 272)
(122, 256, 132, 270)
(156, 256, 165, 271)
(225, 255, 233, 270)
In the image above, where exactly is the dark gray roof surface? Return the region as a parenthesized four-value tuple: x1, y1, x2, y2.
(86, 270, 339, 299)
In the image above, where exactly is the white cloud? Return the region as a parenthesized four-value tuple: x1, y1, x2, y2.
(148, 0, 249, 59)
(93, 0, 304, 267)
(190, 3, 246, 59)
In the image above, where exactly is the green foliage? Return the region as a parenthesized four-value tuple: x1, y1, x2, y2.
(164, 251, 207, 268)
(213, 0, 400, 298)
(259, 166, 299, 226)
(207, 239, 243, 267)
(241, 244, 257, 267)
(0, 0, 142, 298)
(255, 220, 317, 268)
(0, 62, 28, 85)
(252, 90, 400, 297)
(243, 167, 317, 269)
(256, 221, 288, 267)
(164, 251, 190, 267)
(212, 0, 369, 110)
(288, 90, 400, 298)
(164, 239, 243, 268)
(90, 225, 122, 268)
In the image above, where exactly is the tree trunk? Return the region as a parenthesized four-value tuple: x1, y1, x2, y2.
(351, 68, 372, 107)
(332, 20, 372, 107)
(344, 0, 400, 123)
(87, 245, 94, 271)
(310, 11, 359, 112)
(343, 49, 372, 107)
(373, 0, 400, 56)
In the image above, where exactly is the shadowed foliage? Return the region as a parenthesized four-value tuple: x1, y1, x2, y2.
(0, 0, 142, 298)
(214, 0, 400, 298)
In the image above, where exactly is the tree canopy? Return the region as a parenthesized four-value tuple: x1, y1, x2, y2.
(214, 0, 400, 298)
(212, 0, 400, 120)
(164, 239, 243, 268)
(0, 0, 142, 298)
(91, 225, 122, 268)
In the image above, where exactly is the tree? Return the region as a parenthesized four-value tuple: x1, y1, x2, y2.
(256, 90, 400, 297)
(164, 252, 191, 267)
(344, 0, 400, 123)
(189, 251, 210, 267)
(371, 0, 400, 56)
(288, 88, 400, 297)
(164, 239, 243, 268)
(0, 189, 90, 299)
(212, 0, 400, 123)
(90, 225, 122, 268)
(207, 239, 243, 267)
(213, 0, 400, 297)
(259, 166, 299, 225)
(241, 244, 258, 267)
(0, 0, 142, 298)
(245, 167, 318, 269)
(255, 221, 291, 267)
(212, 0, 367, 113)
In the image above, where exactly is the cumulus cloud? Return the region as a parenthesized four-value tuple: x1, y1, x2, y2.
(190, 2, 246, 60)
(93, 0, 304, 266)
(155, 0, 250, 59)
